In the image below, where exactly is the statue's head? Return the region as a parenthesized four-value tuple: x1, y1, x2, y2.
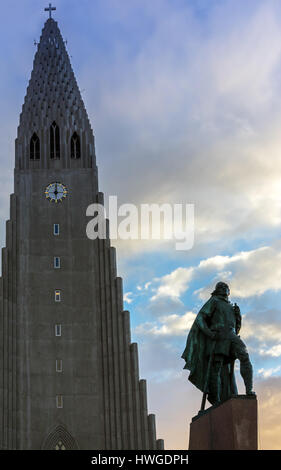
(212, 281, 230, 297)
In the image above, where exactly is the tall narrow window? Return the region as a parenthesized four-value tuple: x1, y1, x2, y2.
(30, 133, 40, 160)
(50, 121, 60, 159)
(54, 257, 61, 269)
(70, 132, 81, 159)
(56, 395, 63, 409)
(55, 290, 61, 302)
(55, 324, 62, 337)
(53, 224, 60, 236)
(56, 359, 63, 373)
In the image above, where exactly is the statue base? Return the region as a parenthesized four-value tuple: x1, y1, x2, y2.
(189, 395, 258, 450)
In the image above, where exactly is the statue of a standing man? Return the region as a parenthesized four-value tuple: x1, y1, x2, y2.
(181, 282, 255, 406)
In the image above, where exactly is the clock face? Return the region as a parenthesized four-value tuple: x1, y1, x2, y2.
(45, 182, 68, 203)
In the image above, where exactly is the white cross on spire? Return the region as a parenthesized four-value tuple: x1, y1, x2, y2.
(44, 3, 56, 19)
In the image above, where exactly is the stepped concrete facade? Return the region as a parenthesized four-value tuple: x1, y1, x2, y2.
(0, 16, 164, 450)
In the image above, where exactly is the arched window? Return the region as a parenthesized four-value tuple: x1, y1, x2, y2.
(70, 132, 81, 159)
(50, 121, 60, 159)
(41, 425, 79, 450)
(30, 133, 40, 160)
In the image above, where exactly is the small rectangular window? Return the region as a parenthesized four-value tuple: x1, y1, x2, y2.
(56, 395, 63, 409)
(55, 324, 61, 337)
(54, 224, 60, 236)
(55, 290, 61, 302)
(56, 359, 63, 372)
(54, 257, 61, 269)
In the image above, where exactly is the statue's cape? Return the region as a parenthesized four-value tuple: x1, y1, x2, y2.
(181, 318, 209, 393)
(181, 298, 238, 405)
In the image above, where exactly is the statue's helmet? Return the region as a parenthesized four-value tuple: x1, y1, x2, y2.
(215, 281, 230, 296)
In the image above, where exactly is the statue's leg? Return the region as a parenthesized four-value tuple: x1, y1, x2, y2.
(208, 355, 224, 404)
(230, 336, 255, 395)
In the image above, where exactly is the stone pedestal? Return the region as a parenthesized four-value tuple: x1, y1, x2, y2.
(189, 395, 258, 450)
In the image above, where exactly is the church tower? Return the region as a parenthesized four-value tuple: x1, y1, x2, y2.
(0, 8, 164, 450)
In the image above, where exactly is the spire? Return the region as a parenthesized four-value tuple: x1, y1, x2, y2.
(16, 18, 96, 170)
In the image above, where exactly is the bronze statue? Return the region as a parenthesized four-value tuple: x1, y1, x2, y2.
(182, 282, 255, 409)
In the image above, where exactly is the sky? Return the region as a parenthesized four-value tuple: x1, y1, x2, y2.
(1, 0, 281, 449)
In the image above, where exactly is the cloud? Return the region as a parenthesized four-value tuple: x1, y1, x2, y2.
(143, 241, 281, 308)
(78, 0, 281, 261)
(151, 267, 194, 301)
(242, 316, 281, 344)
(123, 291, 134, 304)
(197, 249, 264, 270)
(196, 241, 281, 299)
(258, 366, 281, 378)
(3, 1, 281, 264)
(259, 345, 281, 358)
(135, 311, 196, 337)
